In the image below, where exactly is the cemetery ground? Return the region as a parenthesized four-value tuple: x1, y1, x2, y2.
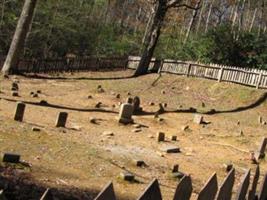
(0, 70, 266, 200)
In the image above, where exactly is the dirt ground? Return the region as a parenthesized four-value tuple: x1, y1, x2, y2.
(0, 70, 266, 200)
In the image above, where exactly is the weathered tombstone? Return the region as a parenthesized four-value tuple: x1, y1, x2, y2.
(235, 169, 251, 200)
(3, 153, 20, 163)
(171, 135, 177, 141)
(14, 102, 25, 122)
(157, 132, 165, 142)
(126, 97, 133, 104)
(133, 96, 143, 113)
(40, 188, 53, 200)
(258, 116, 263, 124)
(258, 172, 267, 200)
(161, 146, 181, 153)
(173, 175, 193, 200)
(172, 164, 179, 173)
(120, 172, 135, 182)
(118, 103, 134, 124)
(12, 91, 19, 97)
(137, 179, 162, 200)
(217, 168, 235, 200)
(256, 137, 267, 160)
(194, 114, 204, 124)
(11, 82, 18, 91)
(94, 182, 116, 200)
(55, 112, 68, 127)
(197, 173, 218, 200)
(248, 165, 260, 200)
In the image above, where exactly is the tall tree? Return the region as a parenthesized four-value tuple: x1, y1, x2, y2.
(1, 0, 38, 75)
(134, 0, 200, 76)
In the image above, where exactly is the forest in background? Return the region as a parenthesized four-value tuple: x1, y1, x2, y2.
(0, 0, 267, 69)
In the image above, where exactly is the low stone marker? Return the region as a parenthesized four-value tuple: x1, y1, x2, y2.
(14, 102, 25, 122)
(164, 146, 181, 153)
(118, 103, 134, 124)
(171, 135, 177, 141)
(11, 82, 18, 91)
(172, 164, 179, 173)
(133, 96, 143, 113)
(55, 112, 68, 127)
(157, 132, 165, 142)
(3, 153, 20, 163)
(194, 114, 204, 124)
(120, 172, 135, 182)
(12, 91, 19, 97)
(126, 97, 133, 104)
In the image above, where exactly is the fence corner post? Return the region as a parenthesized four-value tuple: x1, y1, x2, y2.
(256, 73, 263, 89)
(218, 67, 224, 82)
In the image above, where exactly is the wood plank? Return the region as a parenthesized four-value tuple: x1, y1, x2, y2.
(235, 169, 250, 200)
(173, 175, 193, 200)
(94, 182, 116, 200)
(137, 179, 162, 200)
(197, 173, 218, 200)
(217, 168, 235, 200)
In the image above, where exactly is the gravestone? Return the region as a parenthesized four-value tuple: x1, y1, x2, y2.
(172, 164, 179, 173)
(94, 182, 116, 200)
(235, 169, 251, 200)
(14, 102, 25, 122)
(137, 179, 162, 200)
(120, 172, 135, 182)
(197, 173, 218, 200)
(194, 114, 204, 124)
(11, 82, 18, 91)
(118, 103, 134, 124)
(55, 112, 68, 127)
(256, 137, 267, 160)
(12, 91, 19, 97)
(171, 135, 177, 141)
(3, 153, 20, 163)
(126, 97, 133, 104)
(157, 132, 165, 142)
(162, 146, 181, 153)
(133, 96, 143, 113)
(217, 168, 235, 200)
(173, 175, 193, 200)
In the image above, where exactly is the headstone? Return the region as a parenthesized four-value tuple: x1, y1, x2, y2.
(197, 173, 218, 200)
(95, 102, 102, 108)
(235, 169, 250, 200)
(133, 96, 143, 113)
(116, 94, 120, 99)
(157, 132, 165, 142)
(32, 127, 41, 132)
(223, 162, 233, 172)
(3, 153, 20, 163)
(173, 176, 193, 200)
(31, 93, 38, 98)
(248, 165, 260, 200)
(256, 137, 267, 160)
(172, 164, 179, 173)
(118, 103, 134, 124)
(126, 97, 133, 104)
(258, 172, 267, 200)
(134, 160, 146, 167)
(171, 135, 177, 141)
(94, 182, 116, 200)
(217, 168, 235, 200)
(194, 114, 204, 124)
(137, 179, 162, 200)
(37, 90, 42, 94)
(258, 116, 263, 124)
(161, 146, 181, 153)
(14, 102, 25, 122)
(55, 112, 68, 127)
(40, 188, 53, 200)
(12, 91, 19, 97)
(11, 82, 18, 91)
(120, 172, 135, 182)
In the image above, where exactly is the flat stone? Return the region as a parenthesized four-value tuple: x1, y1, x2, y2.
(120, 172, 135, 182)
(172, 164, 179, 173)
(132, 129, 142, 133)
(102, 131, 114, 136)
(134, 160, 146, 167)
(162, 146, 181, 153)
(32, 127, 41, 132)
(133, 124, 142, 128)
(3, 153, 20, 163)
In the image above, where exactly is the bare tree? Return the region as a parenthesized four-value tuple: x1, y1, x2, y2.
(2, 0, 38, 75)
(134, 0, 200, 76)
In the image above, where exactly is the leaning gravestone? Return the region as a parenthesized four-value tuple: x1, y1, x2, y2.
(14, 102, 25, 122)
(118, 103, 134, 124)
(94, 182, 116, 200)
(55, 112, 68, 127)
(133, 96, 142, 113)
(137, 179, 162, 200)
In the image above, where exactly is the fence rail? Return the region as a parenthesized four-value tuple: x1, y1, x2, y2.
(127, 56, 267, 89)
(0, 56, 128, 73)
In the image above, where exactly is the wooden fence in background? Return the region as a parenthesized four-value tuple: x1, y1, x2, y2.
(0, 57, 128, 73)
(127, 56, 267, 89)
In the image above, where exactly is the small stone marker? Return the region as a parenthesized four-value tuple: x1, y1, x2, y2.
(126, 97, 133, 104)
(11, 82, 18, 91)
(118, 103, 134, 124)
(194, 114, 204, 124)
(171, 135, 177, 141)
(157, 132, 165, 142)
(102, 131, 114, 137)
(37, 90, 42, 94)
(116, 94, 120, 99)
(3, 153, 20, 163)
(172, 164, 179, 173)
(256, 137, 267, 160)
(87, 95, 93, 99)
(95, 102, 102, 108)
(14, 102, 25, 122)
(133, 96, 142, 113)
(12, 91, 19, 97)
(32, 127, 41, 132)
(164, 146, 181, 153)
(181, 125, 190, 131)
(55, 112, 68, 127)
(149, 102, 155, 106)
(223, 163, 233, 172)
(134, 160, 146, 167)
(94, 182, 116, 200)
(31, 93, 38, 98)
(120, 172, 135, 182)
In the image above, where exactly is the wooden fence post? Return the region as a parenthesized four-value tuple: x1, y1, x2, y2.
(218, 67, 224, 82)
(187, 64, 192, 77)
(256, 73, 263, 89)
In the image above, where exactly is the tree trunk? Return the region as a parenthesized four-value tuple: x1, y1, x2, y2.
(134, 1, 167, 76)
(205, 0, 215, 33)
(1, 0, 38, 75)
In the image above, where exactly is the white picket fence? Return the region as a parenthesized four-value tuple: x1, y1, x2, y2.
(127, 56, 267, 89)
